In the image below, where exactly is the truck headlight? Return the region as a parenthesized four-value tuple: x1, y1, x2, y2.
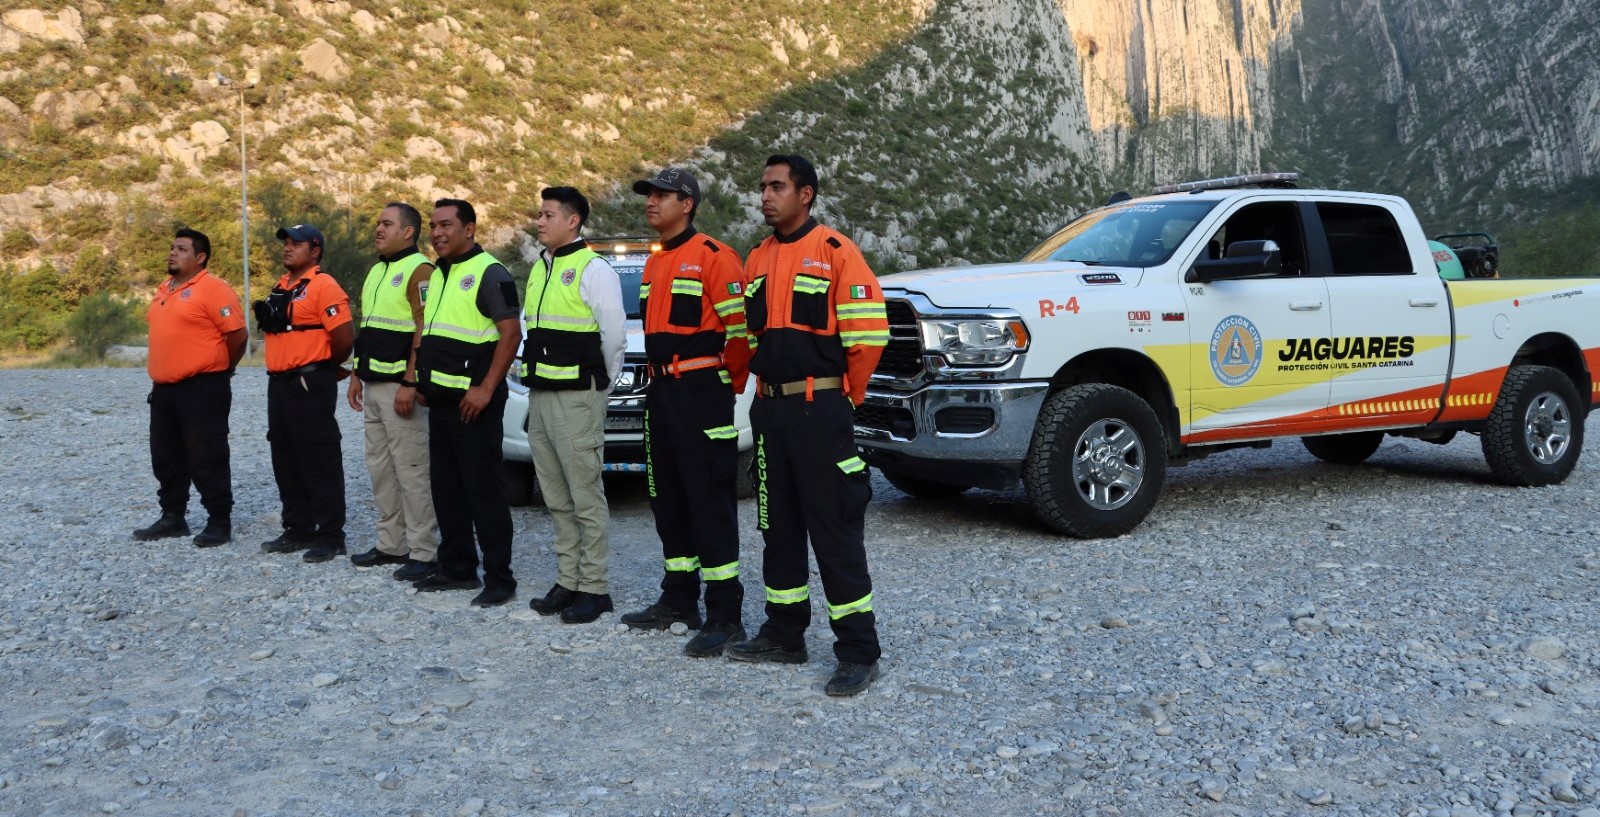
(919, 318, 1030, 366)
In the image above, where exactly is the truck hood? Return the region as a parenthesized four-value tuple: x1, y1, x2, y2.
(880, 261, 1143, 310)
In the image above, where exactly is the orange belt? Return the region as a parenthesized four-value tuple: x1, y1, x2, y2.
(647, 355, 723, 379)
(757, 376, 843, 399)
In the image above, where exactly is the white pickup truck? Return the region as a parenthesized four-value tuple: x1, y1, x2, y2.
(855, 174, 1599, 537)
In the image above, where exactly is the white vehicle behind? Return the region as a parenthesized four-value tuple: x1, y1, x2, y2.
(500, 238, 755, 503)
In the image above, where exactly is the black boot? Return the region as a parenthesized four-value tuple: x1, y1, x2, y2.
(192, 519, 231, 548)
(560, 592, 614, 623)
(133, 513, 189, 541)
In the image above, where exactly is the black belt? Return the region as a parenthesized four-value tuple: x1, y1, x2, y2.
(268, 361, 332, 378)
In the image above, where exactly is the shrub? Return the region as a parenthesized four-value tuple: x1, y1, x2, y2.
(64, 291, 144, 361)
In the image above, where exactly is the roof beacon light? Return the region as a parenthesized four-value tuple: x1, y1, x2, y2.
(1152, 172, 1300, 195)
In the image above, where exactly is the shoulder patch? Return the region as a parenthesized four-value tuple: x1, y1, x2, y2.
(702, 239, 720, 254)
(825, 236, 842, 249)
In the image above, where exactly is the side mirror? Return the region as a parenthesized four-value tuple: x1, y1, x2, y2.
(1187, 239, 1282, 283)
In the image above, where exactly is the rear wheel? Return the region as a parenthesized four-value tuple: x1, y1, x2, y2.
(1024, 384, 1167, 538)
(736, 447, 756, 500)
(1482, 365, 1584, 486)
(502, 460, 542, 507)
(1301, 431, 1384, 464)
(882, 469, 971, 500)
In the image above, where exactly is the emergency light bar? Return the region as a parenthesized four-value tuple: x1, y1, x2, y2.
(1152, 172, 1300, 195)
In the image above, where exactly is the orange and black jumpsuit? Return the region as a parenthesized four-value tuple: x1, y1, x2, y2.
(744, 218, 888, 665)
(639, 228, 752, 625)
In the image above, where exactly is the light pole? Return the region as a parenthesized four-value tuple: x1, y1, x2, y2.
(217, 71, 257, 354)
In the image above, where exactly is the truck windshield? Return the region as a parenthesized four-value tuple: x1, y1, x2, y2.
(615, 264, 645, 318)
(1022, 200, 1218, 267)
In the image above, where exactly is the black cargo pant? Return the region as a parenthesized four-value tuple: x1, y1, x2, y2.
(266, 366, 346, 548)
(752, 389, 880, 664)
(645, 369, 744, 625)
(149, 371, 233, 521)
(429, 385, 515, 593)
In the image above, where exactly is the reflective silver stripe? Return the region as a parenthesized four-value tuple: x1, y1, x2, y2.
(665, 556, 700, 573)
(834, 305, 886, 319)
(362, 315, 416, 330)
(713, 297, 743, 316)
(793, 277, 829, 295)
(366, 359, 407, 374)
(638, 283, 652, 298)
(840, 330, 889, 347)
(827, 592, 873, 620)
(700, 561, 739, 582)
(430, 371, 470, 389)
(534, 363, 580, 380)
(765, 585, 810, 604)
(836, 456, 866, 474)
(429, 322, 498, 341)
(703, 425, 738, 440)
(671, 279, 704, 296)
(530, 312, 599, 329)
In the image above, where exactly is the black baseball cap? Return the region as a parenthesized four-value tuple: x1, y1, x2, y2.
(632, 167, 701, 204)
(275, 224, 324, 247)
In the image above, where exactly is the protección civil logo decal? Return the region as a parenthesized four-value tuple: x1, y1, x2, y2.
(1209, 315, 1262, 386)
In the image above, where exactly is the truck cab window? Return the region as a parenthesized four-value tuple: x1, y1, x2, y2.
(1207, 201, 1309, 277)
(1317, 203, 1413, 276)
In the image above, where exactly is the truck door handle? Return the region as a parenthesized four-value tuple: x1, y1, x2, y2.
(1288, 301, 1324, 311)
(1409, 297, 1440, 307)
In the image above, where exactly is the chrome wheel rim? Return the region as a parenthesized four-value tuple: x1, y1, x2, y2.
(1523, 390, 1572, 465)
(1071, 418, 1145, 511)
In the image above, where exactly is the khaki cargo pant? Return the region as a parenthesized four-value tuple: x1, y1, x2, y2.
(528, 386, 610, 594)
(363, 380, 438, 561)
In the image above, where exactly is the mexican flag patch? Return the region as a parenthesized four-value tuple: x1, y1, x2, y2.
(849, 284, 873, 299)
(727, 282, 743, 295)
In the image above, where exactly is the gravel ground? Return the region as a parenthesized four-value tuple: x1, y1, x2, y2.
(1, 367, 1598, 817)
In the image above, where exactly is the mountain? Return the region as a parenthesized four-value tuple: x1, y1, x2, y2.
(1, 0, 1596, 348)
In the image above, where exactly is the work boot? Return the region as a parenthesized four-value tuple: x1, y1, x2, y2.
(560, 592, 614, 624)
(825, 661, 880, 697)
(260, 532, 312, 554)
(528, 584, 576, 616)
(302, 543, 347, 563)
(192, 519, 231, 548)
(133, 513, 189, 541)
(350, 548, 408, 567)
(413, 573, 482, 592)
(470, 586, 516, 607)
(620, 603, 702, 631)
(725, 634, 808, 665)
(684, 622, 744, 658)
(393, 559, 437, 582)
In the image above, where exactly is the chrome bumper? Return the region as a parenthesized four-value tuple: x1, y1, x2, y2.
(853, 380, 1050, 486)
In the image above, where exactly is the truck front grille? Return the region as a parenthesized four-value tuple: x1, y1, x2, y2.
(876, 298, 923, 378)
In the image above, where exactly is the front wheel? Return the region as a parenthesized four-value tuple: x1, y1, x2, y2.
(1301, 431, 1384, 464)
(1481, 365, 1584, 486)
(1024, 384, 1167, 538)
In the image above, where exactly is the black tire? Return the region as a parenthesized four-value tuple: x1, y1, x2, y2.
(1481, 365, 1584, 486)
(882, 469, 971, 500)
(502, 460, 542, 507)
(1301, 431, 1384, 464)
(1023, 384, 1167, 538)
(736, 446, 756, 500)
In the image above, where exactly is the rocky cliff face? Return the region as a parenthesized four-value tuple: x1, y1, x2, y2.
(0, 0, 1594, 278)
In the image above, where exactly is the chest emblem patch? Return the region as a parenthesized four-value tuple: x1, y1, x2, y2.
(459, 274, 476, 291)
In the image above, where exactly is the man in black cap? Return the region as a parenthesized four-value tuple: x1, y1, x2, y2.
(619, 167, 753, 657)
(258, 223, 355, 564)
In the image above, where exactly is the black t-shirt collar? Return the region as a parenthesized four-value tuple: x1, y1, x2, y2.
(378, 245, 422, 264)
(437, 243, 484, 273)
(662, 227, 698, 251)
(774, 218, 818, 244)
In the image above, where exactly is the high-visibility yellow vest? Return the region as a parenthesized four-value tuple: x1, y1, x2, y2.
(418, 249, 501, 396)
(522, 242, 607, 390)
(354, 248, 429, 381)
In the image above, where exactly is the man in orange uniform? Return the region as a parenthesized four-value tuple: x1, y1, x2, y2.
(257, 224, 355, 564)
(726, 154, 890, 696)
(135, 228, 247, 547)
(620, 167, 752, 657)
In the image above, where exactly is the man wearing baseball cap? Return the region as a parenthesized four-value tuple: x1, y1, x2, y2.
(619, 167, 753, 657)
(257, 223, 355, 564)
